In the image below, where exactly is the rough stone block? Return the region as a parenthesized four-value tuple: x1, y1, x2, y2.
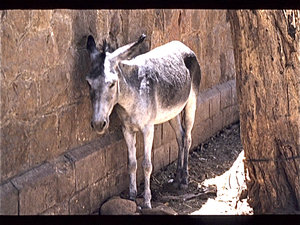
(169, 139, 179, 164)
(191, 10, 200, 31)
(72, 10, 98, 52)
(105, 168, 128, 198)
(232, 104, 240, 122)
(228, 79, 238, 105)
(0, 181, 19, 215)
(184, 35, 201, 60)
(70, 50, 91, 101)
(0, 121, 30, 183)
(222, 107, 233, 127)
(111, 166, 129, 195)
(109, 128, 124, 143)
(153, 124, 163, 149)
(195, 92, 210, 125)
(65, 143, 106, 192)
(29, 114, 59, 167)
(89, 177, 111, 212)
(51, 155, 75, 204)
(162, 121, 176, 145)
(212, 111, 223, 135)
(58, 105, 77, 152)
(208, 88, 221, 118)
(51, 11, 72, 62)
(11, 163, 58, 215)
(222, 104, 240, 128)
(1, 11, 29, 82)
(128, 11, 148, 44)
(18, 31, 48, 74)
(106, 140, 127, 174)
(90, 133, 112, 150)
(191, 124, 202, 149)
(153, 145, 169, 172)
(0, 82, 8, 122)
(69, 187, 91, 215)
(40, 65, 70, 112)
(191, 118, 212, 149)
(217, 82, 232, 109)
(6, 78, 38, 121)
(40, 201, 69, 215)
(232, 87, 238, 106)
(31, 10, 52, 32)
(76, 97, 97, 146)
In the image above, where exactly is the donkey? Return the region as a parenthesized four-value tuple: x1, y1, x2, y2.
(86, 34, 201, 209)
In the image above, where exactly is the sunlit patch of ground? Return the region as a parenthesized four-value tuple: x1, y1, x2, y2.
(190, 150, 253, 215)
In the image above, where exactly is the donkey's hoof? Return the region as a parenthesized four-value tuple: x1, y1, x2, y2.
(172, 181, 180, 189)
(129, 190, 137, 202)
(142, 201, 152, 209)
(129, 197, 136, 202)
(129, 195, 136, 202)
(180, 183, 188, 190)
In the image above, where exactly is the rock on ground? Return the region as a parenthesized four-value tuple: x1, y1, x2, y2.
(100, 196, 178, 215)
(100, 196, 138, 215)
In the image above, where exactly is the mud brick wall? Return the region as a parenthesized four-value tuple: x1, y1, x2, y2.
(0, 9, 237, 215)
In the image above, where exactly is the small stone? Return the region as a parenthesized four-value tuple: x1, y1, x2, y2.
(154, 203, 178, 215)
(100, 196, 138, 215)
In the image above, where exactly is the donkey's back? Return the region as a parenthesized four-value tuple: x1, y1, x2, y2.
(126, 40, 201, 95)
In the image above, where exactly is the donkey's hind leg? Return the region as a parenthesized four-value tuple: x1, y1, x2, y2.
(180, 91, 197, 190)
(169, 115, 185, 189)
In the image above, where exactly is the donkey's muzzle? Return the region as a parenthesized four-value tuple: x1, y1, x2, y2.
(91, 119, 108, 134)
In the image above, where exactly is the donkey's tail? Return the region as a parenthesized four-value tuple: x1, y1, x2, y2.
(184, 54, 201, 95)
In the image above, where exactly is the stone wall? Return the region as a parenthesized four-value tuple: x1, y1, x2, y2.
(0, 9, 237, 214)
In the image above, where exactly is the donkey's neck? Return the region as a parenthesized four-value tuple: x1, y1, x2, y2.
(116, 72, 138, 112)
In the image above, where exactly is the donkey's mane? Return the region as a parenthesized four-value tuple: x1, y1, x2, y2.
(100, 39, 114, 54)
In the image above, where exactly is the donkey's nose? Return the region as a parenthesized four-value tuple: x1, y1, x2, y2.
(91, 120, 107, 131)
(101, 120, 107, 129)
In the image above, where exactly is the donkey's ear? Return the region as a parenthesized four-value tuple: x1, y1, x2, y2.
(113, 34, 146, 61)
(137, 34, 146, 44)
(87, 35, 96, 52)
(87, 35, 99, 59)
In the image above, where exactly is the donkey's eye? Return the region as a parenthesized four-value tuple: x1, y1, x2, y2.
(109, 82, 116, 89)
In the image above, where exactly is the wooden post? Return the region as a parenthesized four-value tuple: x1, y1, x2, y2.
(229, 10, 300, 213)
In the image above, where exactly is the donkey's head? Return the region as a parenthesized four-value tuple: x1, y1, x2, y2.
(86, 34, 146, 134)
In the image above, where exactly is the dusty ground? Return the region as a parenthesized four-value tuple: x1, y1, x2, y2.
(119, 121, 253, 215)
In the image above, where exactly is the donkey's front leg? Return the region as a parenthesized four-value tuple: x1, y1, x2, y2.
(142, 125, 154, 209)
(122, 126, 137, 201)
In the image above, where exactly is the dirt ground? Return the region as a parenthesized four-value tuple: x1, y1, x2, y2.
(119, 121, 253, 215)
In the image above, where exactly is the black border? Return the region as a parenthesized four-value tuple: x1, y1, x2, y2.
(0, 215, 300, 225)
(0, 0, 299, 9)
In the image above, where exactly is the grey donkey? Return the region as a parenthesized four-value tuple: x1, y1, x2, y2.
(86, 34, 201, 209)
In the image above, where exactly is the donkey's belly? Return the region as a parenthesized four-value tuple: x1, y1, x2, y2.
(154, 100, 187, 124)
(153, 79, 191, 124)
